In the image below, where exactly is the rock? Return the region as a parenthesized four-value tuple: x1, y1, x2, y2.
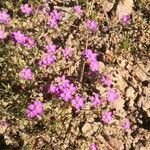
(108, 138, 124, 150)
(82, 123, 93, 137)
(126, 87, 136, 100)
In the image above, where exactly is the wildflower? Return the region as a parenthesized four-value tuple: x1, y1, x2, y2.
(74, 5, 83, 16)
(26, 99, 43, 118)
(86, 19, 98, 30)
(24, 36, 36, 48)
(20, 4, 32, 14)
(0, 30, 5, 39)
(120, 15, 131, 24)
(39, 53, 56, 66)
(121, 118, 130, 131)
(0, 10, 10, 24)
(20, 68, 33, 80)
(84, 49, 99, 72)
(62, 47, 72, 59)
(101, 110, 112, 124)
(44, 42, 57, 54)
(48, 18, 58, 28)
(11, 30, 27, 44)
(90, 93, 102, 107)
(71, 95, 84, 109)
(101, 73, 112, 87)
(89, 143, 98, 150)
(106, 89, 118, 102)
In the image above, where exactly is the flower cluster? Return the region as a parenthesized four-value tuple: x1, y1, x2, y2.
(74, 5, 83, 16)
(101, 110, 112, 124)
(106, 88, 118, 102)
(0, 30, 5, 39)
(48, 9, 61, 28)
(44, 42, 57, 54)
(121, 118, 130, 131)
(89, 93, 102, 107)
(101, 73, 112, 87)
(86, 19, 98, 30)
(62, 47, 72, 59)
(26, 99, 43, 118)
(84, 49, 99, 72)
(20, 3, 32, 14)
(0, 9, 10, 24)
(20, 68, 33, 80)
(89, 143, 98, 150)
(120, 15, 131, 24)
(11, 30, 36, 48)
(71, 95, 84, 109)
(49, 75, 77, 102)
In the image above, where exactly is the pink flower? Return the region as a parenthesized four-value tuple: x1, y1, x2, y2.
(90, 93, 102, 107)
(89, 143, 98, 150)
(48, 18, 58, 28)
(0, 30, 5, 39)
(20, 68, 33, 80)
(71, 95, 84, 109)
(20, 4, 32, 14)
(0, 9, 10, 24)
(86, 19, 98, 30)
(106, 89, 118, 102)
(44, 42, 57, 54)
(62, 47, 72, 59)
(101, 110, 112, 124)
(24, 36, 36, 48)
(101, 73, 112, 87)
(26, 99, 43, 118)
(74, 5, 83, 16)
(120, 15, 131, 24)
(121, 118, 130, 131)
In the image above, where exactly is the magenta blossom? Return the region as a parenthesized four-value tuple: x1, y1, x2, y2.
(74, 5, 83, 16)
(20, 4, 32, 14)
(62, 47, 72, 59)
(90, 93, 102, 107)
(0, 10, 10, 24)
(101, 110, 112, 124)
(106, 88, 118, 102)
(24, 36, 36, 48)
(101, 73, 112, 86)
(26, 99, 43, 118)
(71, 95, 84, 109)
(120, 15, 131, 24)
(20, 68, 33, 80)
(11, 30, 27, 44)
(44, 42, 57, 54)
(121, 118, 131, 131)
(0, 30, 5, 39)
(89, 143, 98, 150)
(86, 19, 98, 30)
(84, 49, 99, 72)
(39, 53, 56, 67)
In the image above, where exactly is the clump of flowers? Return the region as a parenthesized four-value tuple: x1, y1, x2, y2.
(84, 49, 99, 72)
(39, 53, 56, 67)
(89, 143, 98, 150)
(86, 19, 98, 30)
(71, 94, 84, 109)
(101, 73, 112, 87)
(10, 30, 36, 48)
(0, 9, 10, 24)
(62, 47, 72, 59)
(20, 68, 33, 80)
(49, 75, 77, 102)
(48, 9, 61, 28)
(44, 42, 57, 54)
(121, 118, 131, 131)
(74, 5, 83, 16)
(106, 88, 119, 102)
(89, 93, 102, 107)
(101, 110, 112, 124)
(0, 30, 5, 39)
(26, 99, 43, 118)
(120, 15, 131, 24)
(20, 3, 33, 14)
